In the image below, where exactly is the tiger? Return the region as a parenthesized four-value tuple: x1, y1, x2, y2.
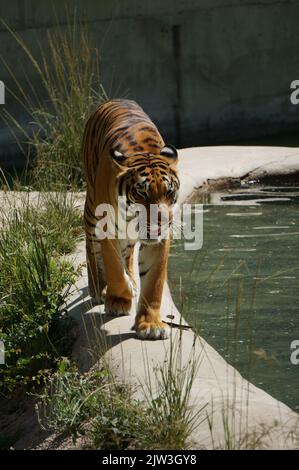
(81, 99, 180, 340)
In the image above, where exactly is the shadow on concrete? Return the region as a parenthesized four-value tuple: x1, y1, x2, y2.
(68, 284, 139, 373)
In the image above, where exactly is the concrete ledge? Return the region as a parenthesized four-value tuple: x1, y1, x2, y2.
(177, 145, 299, 202)
(68, 145, 299, 449)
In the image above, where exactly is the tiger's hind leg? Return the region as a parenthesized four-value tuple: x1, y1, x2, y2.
(84, 195, 106, 304)
(86, 237, 107, 304)
(124, 243, 137, 292)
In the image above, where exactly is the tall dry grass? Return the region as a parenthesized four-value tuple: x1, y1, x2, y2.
(1, 18, 107, 190)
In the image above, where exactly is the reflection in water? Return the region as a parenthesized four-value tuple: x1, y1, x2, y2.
(169, 186, 299, 411)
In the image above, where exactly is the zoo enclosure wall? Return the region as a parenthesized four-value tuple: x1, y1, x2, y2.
(1, 0, 299, 168)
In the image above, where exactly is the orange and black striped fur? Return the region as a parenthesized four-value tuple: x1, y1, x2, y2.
(81, 99, 179, 339)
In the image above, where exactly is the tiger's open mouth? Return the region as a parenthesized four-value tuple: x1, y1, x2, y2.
(139, 235, 164, 245)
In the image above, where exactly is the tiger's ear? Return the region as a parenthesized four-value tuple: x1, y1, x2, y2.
(110, 148, 128, 171)
(160, 144, 178, 164)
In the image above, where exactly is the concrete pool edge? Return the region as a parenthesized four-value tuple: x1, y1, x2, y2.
(67, 145, 299, 449)
(177, 145, 299, 203)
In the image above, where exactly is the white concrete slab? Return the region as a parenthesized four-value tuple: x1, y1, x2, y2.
(177, 145, 299, 202)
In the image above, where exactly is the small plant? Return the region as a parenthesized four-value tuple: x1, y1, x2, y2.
(91, 382, 142, 450)
(36, 362, 105, 442)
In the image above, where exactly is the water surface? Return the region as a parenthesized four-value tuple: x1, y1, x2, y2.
(169, 186, 299, 411)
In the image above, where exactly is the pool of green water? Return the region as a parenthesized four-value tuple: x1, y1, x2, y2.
(169, 186, 299, 412)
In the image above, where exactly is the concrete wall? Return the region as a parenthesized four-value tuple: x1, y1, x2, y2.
(1, 0, 299, 167)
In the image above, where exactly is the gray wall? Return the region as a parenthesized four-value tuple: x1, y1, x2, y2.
(1, 0, 299, 167)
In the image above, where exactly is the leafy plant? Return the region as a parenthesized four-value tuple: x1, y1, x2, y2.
(91, 382, 142, 450)
(36, 364, 105, 441)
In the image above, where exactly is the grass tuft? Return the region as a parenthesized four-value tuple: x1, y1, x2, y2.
(0, 194, 82, 394)
(139, 336, 206, 449)
(1, 18, 107, 190)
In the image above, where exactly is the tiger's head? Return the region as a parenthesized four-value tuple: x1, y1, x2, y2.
(111, 145, 180, 244)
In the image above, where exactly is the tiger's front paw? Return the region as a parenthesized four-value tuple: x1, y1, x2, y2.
(134, 320, 170, 340)
(105, 295, 132, 316)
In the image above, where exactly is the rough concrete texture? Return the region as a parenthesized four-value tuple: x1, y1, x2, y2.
(177, 145, 299, 202)
(2, 1, 299, 166)
(68, 145, 299, 449)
